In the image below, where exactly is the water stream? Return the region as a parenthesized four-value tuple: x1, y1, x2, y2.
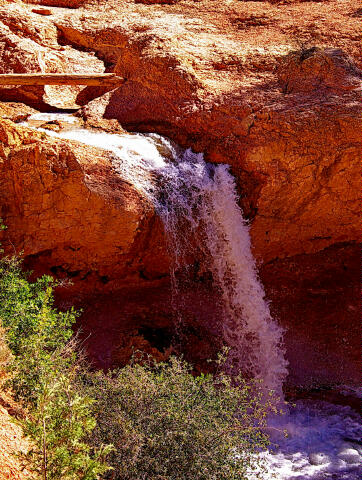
(22, 113, 362, 479)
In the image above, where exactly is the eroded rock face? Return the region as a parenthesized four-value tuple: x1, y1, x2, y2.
(0, 4, 105, 109)
(277, 47, 362, 94)
(0, 117, 169, 296)
(49, 0, 361, 263)
(261, 242, 361, 388)
(244, 99, 361, 262)
(0, 0, 360, 388)
(0, 102, 38, 122)
(80, 59, 361, 263)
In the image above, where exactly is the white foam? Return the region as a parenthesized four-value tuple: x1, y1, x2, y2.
(37, 125, 168, 170)
(22, 114, 172, 193)
(258, 401, 362, 479)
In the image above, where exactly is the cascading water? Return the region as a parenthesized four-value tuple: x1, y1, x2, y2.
(22, 113, 362, 479)
(147, 149, 288, 396)
(26, 113, 287, 394)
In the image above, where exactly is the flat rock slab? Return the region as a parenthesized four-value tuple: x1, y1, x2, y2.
(0, 73, 124, 87)
(32, 8, 53, 15)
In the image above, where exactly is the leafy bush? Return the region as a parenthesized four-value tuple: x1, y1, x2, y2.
(85, 355, 270, 480)
(0, 256, 77, 403)
(0, 239, 271, 480)
(0, 220, 12, 388)
(0, 257, 111, 480)
(20, 348, 112, 480)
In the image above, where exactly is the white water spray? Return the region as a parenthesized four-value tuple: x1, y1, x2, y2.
(148, 148, 288, 395)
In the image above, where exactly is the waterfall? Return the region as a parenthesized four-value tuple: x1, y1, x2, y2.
(23, 114, 362, 479)
(22, 114, 287, 395)
(147, 147, 288, 395)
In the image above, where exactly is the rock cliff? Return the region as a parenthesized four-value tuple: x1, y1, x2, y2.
(0, 0, 360, 388)
(0, 115, 168, 294)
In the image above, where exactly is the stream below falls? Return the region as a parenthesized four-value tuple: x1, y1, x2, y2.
(22, 113, 362, 479)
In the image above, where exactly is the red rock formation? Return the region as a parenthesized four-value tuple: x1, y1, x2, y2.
(261, 242, 360, 388)
(0, 3, 106, 109)
(0, 116, 169, 295)
(0, 0, 360, 388)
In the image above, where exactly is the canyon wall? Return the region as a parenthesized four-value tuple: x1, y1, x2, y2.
(0, 0, 360, 389)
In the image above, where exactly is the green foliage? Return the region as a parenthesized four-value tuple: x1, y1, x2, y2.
(0, 243, 270, 480)
(86, 355, 269, 480)
(0, 256, 77, 403)
(0, 257, 111, 480)
(0, 220, 13, 387)
(0, 256, 74, 354)
(21, 358, 112, 480)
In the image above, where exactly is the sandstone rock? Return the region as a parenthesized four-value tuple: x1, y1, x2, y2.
(277, 47, 362, 94)
(80, 67, 361, 263)
(0, 4, 105, 109)
(0, 118, 169, 296)
(76, 282, 222, 373)
(81, 114, 126, 134)
(38, 119, 64, 131)
(244, 99, 361, 261)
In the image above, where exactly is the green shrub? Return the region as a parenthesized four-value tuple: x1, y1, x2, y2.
(0, 222, 14, 388)
(0, 244, 271, 480)
(0, 257, 111, 480)
(20, 348, 112, 480)
(85, 355, 270, 480)
(0, 256, 77, 403)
